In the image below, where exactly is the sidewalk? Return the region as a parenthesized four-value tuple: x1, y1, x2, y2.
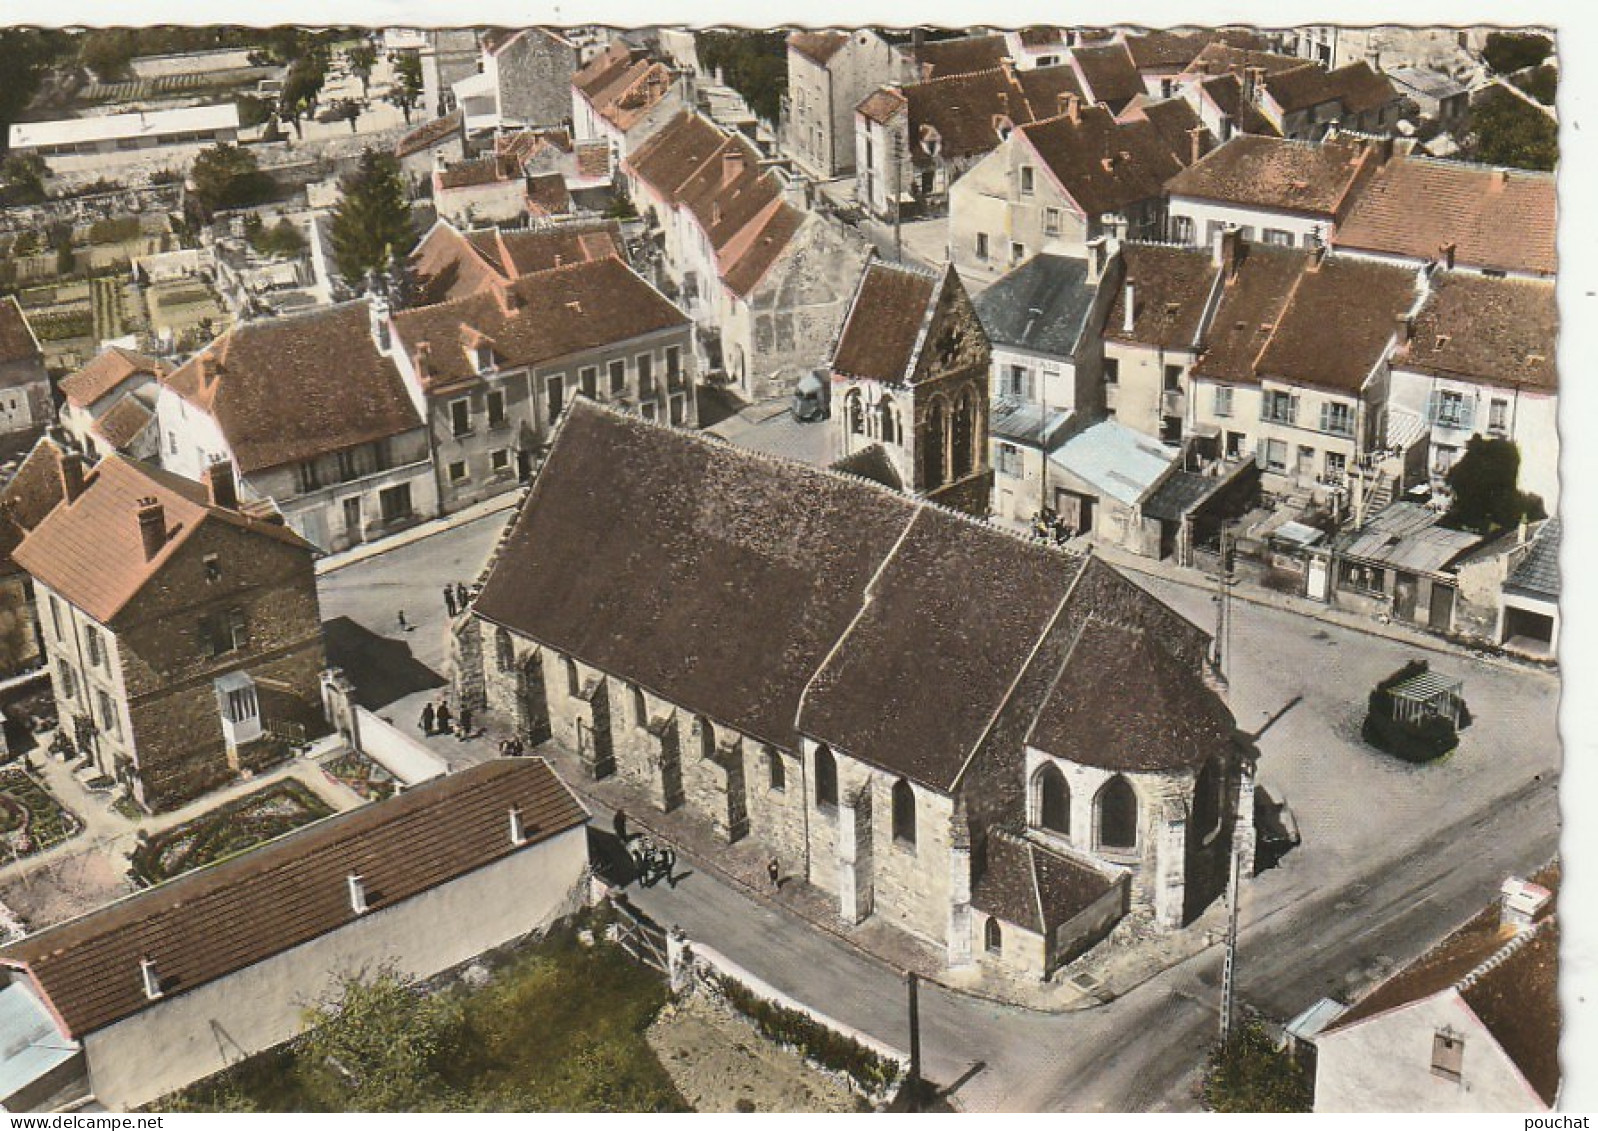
(316, 491, 521, 576)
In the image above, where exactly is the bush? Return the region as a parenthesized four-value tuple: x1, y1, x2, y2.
(1482, 32, 1553, 76)
(88, 216, 142, 245)
(1512, 63, 1558, 106)
(1201, 1018, 1312, 1112)
(715, 974, 901, 1095)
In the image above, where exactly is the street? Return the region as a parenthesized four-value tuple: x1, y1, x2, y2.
(318, 513, 1564, 1111)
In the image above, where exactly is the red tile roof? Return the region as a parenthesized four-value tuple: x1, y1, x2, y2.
(903, 67, 1028, 162)
(626, 111, 727, 204)
(1182, 43, 1310, 82)
(1017, 27, 1064, 49)
(0, 297, 40, 366)
(13, 454, 310, 625)
(494, 127, 571, 168)
(1022, 103, 1194, 219)
(58, 346, 168, 410)
(1105, 243, 1218, 350)
(91, 393, 156, 451)
(526, 171, 572, 216)
(162, 302, 424, 475)
(1124, 29, 1216, 71)
(1256, 254, 1420, 394)
(1332, 158, 1556, 278)
(830, 261, 938, 384)
(1070, 42, 1144, 107)
(1191, 242, 1315, 385)
(436, 154, 520, 191)
(573, 40, 636, 100)
(574, 140, 611, 180)
(1194, 73, 1282, 137)
(394, 110, 463, 159)
(857, 87, 907, 125)
(914, 34, 1009, 80)
(787, 29, 850, 66)
(1392, 272, 1557, 392)
(1264, 60, 1396, 116)
(0, 759, 587, 1039)
(391, 257, 687, 394)
(0, 436, 68, 579)
(722, 204, 805, 299)
(1166, 134, 1379, 216)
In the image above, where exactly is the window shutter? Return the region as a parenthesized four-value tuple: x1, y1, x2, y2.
(1459, 397, 1475, 431)
(1425, 389, 1439, 425)
(1255, 438, 1268, 469)
(1289, 394, 1300, 424)
(1319, 403, 1330, 432)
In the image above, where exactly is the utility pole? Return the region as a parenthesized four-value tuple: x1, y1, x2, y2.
(1219, 823, 1243, 1045)
(891, 129, 904, 263)
(906, 970, 922, 1110)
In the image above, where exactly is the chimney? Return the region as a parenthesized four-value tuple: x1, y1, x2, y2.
(1396, 313, 1414, 344)
(348, 872, 370, 915)
(136, 498, 166, 561)
(1499, 877, 1551, 933)
(204, 460, 238, 511)
(1122, 278, 1136, 334)
(1187, 125, 1205, 166)
(1060, 92, 1081, 123)
(1215, 225, 1243, 276)
(721, 147, 745, 188)
(59, 451, 87, 503)
(140, 956, 163, 1000)
(414, 340, 432, 377)
(509, 804, 527, 846)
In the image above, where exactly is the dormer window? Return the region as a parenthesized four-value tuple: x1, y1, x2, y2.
(474, 345, 495, 374)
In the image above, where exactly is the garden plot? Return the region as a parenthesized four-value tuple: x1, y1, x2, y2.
(127, 778, 335, 886)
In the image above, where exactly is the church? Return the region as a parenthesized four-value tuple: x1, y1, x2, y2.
(454, 399, 1254, 980)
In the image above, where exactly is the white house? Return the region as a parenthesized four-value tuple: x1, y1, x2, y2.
(8, 105, 239, 173)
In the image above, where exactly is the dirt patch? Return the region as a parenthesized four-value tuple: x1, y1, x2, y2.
(0, 845, 134, 932)
(645, 994, 866, 1113)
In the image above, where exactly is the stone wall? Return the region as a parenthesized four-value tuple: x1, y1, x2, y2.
(498, 32, 578, 129)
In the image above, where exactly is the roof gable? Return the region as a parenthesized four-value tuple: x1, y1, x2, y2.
(831, 260, 940, 385)
(1256, 255, 1420, 394)
(58, 346, 168, 410)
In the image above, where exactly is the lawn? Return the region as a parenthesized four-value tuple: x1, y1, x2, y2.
(161, 930, 689, 1112)
(127, 778, 335, 885)
(0, 769, 83, 859)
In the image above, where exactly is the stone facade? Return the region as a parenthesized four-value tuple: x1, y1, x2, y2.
(493, 30, 578, 129)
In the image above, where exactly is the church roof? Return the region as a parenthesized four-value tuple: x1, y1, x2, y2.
(474, 402, 1227, 794)
(972, 829, 1121, 935)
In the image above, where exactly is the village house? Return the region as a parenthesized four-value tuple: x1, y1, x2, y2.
(1311, 872, 1558, 1112)
(1000, 27, 1070, 70)
(911, 33, 1010, 80)
(388, 255, 695, 513)
(0, 759, 589, 1112)
(494, 127, 614, 208)
(455, 399, 1254, 982)
(571, 39, 687, 166)
(972, 253, 1112, 524)
(854, 62, 1085, 221)
(394, 110, 467, 194)
(451, 28, 578, 135)
(1164, 133, 1391, 250)
(1172, 46, 1315, 141)
(1326, 501, 1491, 631)
(829, 260, 994, 518)
(431, 154, 535, 227)
(949, 96, 1205, 286)
(1066, 41, 1145, 114)
(407, 216, 625, 306)
(0, 297, 51, 456)
(1385, 66, 1471, 128)
(13, 454, 326, 813)
(1254, 61, 1402, 140)
(1498, 517, 1559, 658)
(1385, 270, 1558, 511)
(624, 111, 870, 402)
(783, 29, 910, 179)
(1330, 157, 1556, 279)
(153, 301, 438, 553)
(56, 346, 170, 463)
(0, 436, 69, 679)
(1045, 419, 1179, 555)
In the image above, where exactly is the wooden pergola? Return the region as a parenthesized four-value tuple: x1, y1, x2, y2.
(1387, 670, 1466, 727)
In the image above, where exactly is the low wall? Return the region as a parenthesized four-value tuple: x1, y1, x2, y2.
(352, 707, 448, 786)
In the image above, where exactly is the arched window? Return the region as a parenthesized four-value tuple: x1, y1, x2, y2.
(845, 388, 865, 435)
(1034, 763, 1070, 836)
(699, 717, 716, 761)
(495, 627, 514, 673)
(879, 395, 898, 446)
(891, 778, 916, 846)
(1193, 757, 1225, 843)
(922, 399, 947, 489)
(1097, 775, 1138, 850)
(814, 745, 837, 811)
(564, 656, 580, 698)
(767, 746, 785, 792)
(951, 389, 976, 479)
(984, 917, 1002, 954)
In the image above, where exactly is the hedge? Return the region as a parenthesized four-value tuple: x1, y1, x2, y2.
(715, 974, 901, 1096)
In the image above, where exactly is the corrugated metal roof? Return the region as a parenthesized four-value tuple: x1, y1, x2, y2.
(1049, 420, 1176, 505)
(1331, 502, 1484, 576)
(0, 982, 79, 1101)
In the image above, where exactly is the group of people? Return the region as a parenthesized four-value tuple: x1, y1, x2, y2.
(1030, 508, 1078, 546)
(498, 735, 528, 757)
(442, 582, 479, 618)
(612, 809, 679, 889)
(418, 698, 475, 740)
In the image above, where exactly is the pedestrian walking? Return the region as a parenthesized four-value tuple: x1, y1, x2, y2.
(397, 609, 411, 632)
(436, 701, 453, 734)
(419, 701, 435, 735)
(613, 808, 629, 842)
(767, 856, 781, 891)
(455, 582, 470, 610)
(660, 845, 678, 888)
(458, 704, 473, 739)
(443, 585, 457, 617)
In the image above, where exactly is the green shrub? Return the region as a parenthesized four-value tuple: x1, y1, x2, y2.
(715, 975, 901, 1095)
(1201, 1018, 1312, 1112)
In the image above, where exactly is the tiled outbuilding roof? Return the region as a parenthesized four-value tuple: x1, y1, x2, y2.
(0, 760, 587, 1040)
(394, 110, 463, 158)
(58, 346, 168, 410)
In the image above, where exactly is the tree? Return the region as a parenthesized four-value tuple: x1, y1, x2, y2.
(387, 51, 424, 124)
(234, 93, 275, 130)
(295, 967, 465, 1111)
(1459, 88, 1558, 172)
(1482, 31, 1553, 75)
(0, 28, 74, 138)
(188, 144, 274, 218)
(346, 43, 378, 96)
(279, 52, 330, 139)
(1200, 1018, 1313, 1113)
(328, 148, 415, 286)
(1443, 435, 1546, 535)
(80, 29, 137, 81)
(0, 152, 49, 205)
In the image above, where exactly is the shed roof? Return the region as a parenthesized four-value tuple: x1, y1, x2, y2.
(973, 254, 1098, 358)
(8, 104, 239, 150)
(1505, 518, 1560, 600)
(1330, 501, 1485, 576)
(0, 760, 586, 1040)
(1048, 419, 1177, 505)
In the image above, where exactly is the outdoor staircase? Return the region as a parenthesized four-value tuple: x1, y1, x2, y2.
(1365, 473, 1395, 514)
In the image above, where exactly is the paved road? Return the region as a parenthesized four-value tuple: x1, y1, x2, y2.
(319, 514, 1564, 1111)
